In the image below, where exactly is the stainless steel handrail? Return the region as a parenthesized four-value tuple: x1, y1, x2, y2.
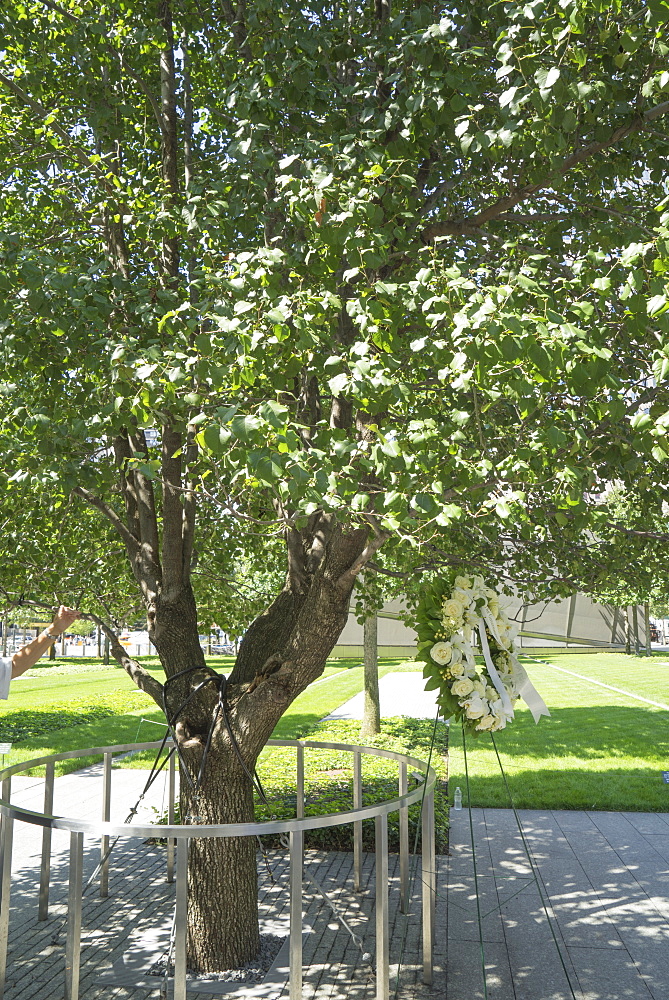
(0, 738, 438, 1000)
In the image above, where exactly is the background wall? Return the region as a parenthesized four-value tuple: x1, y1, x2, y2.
(331, 595, 647, 658)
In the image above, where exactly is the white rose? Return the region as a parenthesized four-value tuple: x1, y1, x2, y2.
(455, 575, 472, 590)
(451, 677, 475, 698)
(463, 694, 487, 719)
(476, 714, 496, 731)
(491, 697, 515, 727)
(473, 680, 486, 697)
(452, 588, 471, 607)
(442, 598, 465, 620)
(450, 660, 465, 676)
(430, 642, 453, 665)
(485, 686, 497, 701)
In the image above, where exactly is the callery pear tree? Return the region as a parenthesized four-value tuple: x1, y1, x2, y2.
(2, 0, 669, 970)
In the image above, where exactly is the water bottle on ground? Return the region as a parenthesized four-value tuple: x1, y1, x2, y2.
(453, 787, 462, 810)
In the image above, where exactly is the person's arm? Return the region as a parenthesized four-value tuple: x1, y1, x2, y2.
(11, 606, 81, 678)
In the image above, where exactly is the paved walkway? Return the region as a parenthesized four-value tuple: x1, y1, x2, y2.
(2, 672, 668, 999)
(2, 784, 444, 1000)
(330, 673, 669, 1000)
(447, 808, 669, 1000)
(326, 672, 441, 721)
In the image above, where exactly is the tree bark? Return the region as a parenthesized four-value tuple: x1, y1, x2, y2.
(361, 608, 380, 737)
(632, 604, 640, 656)
(182, 749, 260, 970)
(151, 520, 374, 971)
(644, 602, 651, 656)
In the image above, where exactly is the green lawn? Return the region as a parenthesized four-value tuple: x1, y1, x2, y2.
(0, 655, 392, 775)
(4, 651, 669, 814)
(448, 652, 669, 812)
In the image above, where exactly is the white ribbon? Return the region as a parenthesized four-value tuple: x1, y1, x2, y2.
(477, 608, 550, 725)
(509, 653, 551, 723)
(477, 617, 515, 718)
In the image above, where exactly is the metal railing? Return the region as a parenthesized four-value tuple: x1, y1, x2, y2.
(0, 739, 437, 1000)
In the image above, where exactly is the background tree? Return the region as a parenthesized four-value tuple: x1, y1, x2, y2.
(2, 0, 669, 970)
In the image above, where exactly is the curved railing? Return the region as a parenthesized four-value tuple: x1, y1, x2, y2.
(0, 739, 437, 1000)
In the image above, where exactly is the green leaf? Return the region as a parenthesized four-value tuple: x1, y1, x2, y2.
(231, 414, 262, 442)
(647, 294, 668, 317)
(260, 400, 289, 428)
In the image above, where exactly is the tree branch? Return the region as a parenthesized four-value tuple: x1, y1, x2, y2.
(37, 0, 163, 131)
(182, 427, 198, 582)
(422, 101, 669, 241)
(335, 527, 391, 592)
(128, 429, 161, 560)
(0, 71, 109, 183)
(161, 423, 185, 596)
(87, 612, 165, 707)
(71, 486, 139, 553)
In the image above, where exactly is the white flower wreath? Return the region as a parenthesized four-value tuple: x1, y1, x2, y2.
(415, 574, 549, 734)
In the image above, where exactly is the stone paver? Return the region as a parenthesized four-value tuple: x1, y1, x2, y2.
(1, 766, 443, 1000)
(3, 674, 669, 1000)
(447, 808, 669, 1000)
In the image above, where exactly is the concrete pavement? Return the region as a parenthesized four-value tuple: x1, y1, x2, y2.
(446, 807, 669, 1000)
(1, 672, 668, 998)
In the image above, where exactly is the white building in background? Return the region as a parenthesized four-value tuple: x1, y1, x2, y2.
(331, 594, 647, 658)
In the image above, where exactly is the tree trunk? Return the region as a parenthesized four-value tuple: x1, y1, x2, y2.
(361, 609, 380, 737)
(151, 586, 262, 971)
(644, 602, 651, 656)
(182, 750, 260, 970)
(625, 607, 631, 654)
(152, 525, 370, 972)
(632, 604, 640, 656)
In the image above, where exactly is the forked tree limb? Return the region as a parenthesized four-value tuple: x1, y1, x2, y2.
(422, 100, 669, 242)
(87, 612, 165, 707)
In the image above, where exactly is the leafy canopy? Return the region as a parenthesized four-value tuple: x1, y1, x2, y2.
(1, 0, 669, 606)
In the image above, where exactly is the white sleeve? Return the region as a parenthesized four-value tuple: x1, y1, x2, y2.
(0, 657, 12, 700)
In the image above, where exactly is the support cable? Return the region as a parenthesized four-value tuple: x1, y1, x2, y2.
(392, 709, 442, 1000)
(462, 722, 490, 1000)
(490, 733, 581, 1000)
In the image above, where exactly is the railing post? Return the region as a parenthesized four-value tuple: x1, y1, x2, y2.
(0, 776, 10, 902)
(65, 831, 84, 1000)
(399, 762, 409, 913)
(353, 750, 362, 891)
(375, 813, 389, 1000)
(289, 828, 303, 1000)
(167, 750, 176, 883)
(0, 812, 14, 1000)
(421, 784, 434, 985)
(174, 837, 188, 1000)
(100, 752, 112, 897)
(38, 761, 55, 919)
(296, 743, 304, 820)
